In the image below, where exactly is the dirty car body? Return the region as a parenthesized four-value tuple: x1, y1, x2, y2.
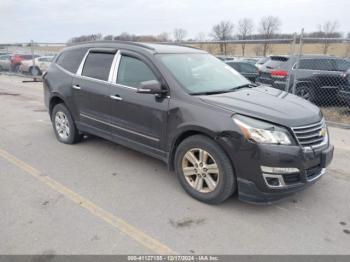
(43, 41, 334, 204)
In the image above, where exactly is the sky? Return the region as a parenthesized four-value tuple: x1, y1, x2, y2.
(0, 0, 349, 43)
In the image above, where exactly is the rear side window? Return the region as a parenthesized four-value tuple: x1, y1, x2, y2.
(117, 56, 157, 88)
(239, 63, 257, 73)
(227, 62, 240, 71)
(334, 59, 350, 71)
(299, 59, 335, 71)
(82, 52, 114, 81)
(56, 48, 88, 73)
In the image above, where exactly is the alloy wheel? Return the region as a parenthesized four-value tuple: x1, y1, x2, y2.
(55, 111, 70, 139)
(181, 148, 220, 193)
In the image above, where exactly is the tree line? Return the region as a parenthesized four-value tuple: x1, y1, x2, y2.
(68, 16, 344, 56)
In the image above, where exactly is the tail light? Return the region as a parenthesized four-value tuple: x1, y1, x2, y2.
(271, 70, 288, 78)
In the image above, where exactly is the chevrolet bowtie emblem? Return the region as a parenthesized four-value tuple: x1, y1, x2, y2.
(319, 127, 326, 137)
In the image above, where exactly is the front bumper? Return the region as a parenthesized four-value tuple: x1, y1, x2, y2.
(218, 135, 334, 204)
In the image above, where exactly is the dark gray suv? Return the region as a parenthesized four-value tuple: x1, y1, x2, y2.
(43, 41, 334, 204)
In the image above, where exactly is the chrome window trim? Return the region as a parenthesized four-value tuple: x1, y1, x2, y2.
(111, 51, 121, 84)
(80, 112, 160, 142)
(76, 48, 117, 81)
(109, 50, 120, 82)
(55, 63, 76, 77)
(76, 48, 91, 76)
(76, 74, 110, 85)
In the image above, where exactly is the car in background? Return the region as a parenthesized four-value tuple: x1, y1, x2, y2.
(241, 57, 260, 66)
(216, 55, 235, 62)
(0, 54, 11, 71)
(257, 55, 350, 103)
(338, 69, 350, 107)
(226, 61, 259, 82)
(20, 55, 54, 75)
(0, 51, 11, 56)
(255, 57, 270, 69)
(10, 54, 40, 72)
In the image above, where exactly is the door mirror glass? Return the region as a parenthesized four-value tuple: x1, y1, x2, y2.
(137, 80, 166, 95)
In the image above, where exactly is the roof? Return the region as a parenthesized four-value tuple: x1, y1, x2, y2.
(66, 41, 206, 54)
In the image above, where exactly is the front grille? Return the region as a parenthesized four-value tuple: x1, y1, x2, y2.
(291, 119, 326, 148)
(282, 173, 301, 185)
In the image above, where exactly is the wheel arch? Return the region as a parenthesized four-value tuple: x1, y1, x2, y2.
(49, 94, 68, 119)
(168, 126, 235, 172)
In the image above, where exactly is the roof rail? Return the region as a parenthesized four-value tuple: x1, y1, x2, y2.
(67, 40, 155, 51)
(159, 42, 202, 50)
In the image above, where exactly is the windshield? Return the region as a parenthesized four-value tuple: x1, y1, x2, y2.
(157, 53, 250, 94)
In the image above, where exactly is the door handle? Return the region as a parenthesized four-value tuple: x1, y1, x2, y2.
(72, 84, 81, 90)
(110, 95, 123, 101)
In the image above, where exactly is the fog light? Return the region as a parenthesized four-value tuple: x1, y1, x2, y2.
(261, 166, 299, 174)
(265, 177, 280, 187)
(262, 173, 286, 188)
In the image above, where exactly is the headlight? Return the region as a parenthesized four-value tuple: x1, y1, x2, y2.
(233, 115, 292, 145)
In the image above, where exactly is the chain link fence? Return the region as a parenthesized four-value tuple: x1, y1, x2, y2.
(0, 38, 349, 126)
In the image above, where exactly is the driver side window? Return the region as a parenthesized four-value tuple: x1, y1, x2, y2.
(117, 56, 157, 88)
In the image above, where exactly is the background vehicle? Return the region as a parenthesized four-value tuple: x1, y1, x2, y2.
(20, 55, 54, 75)
(226, 61, 259, 82)
(255, 57, 270, 69)
(338, 69, 350, 107)
(0, 54, 11, 71)
(10, 54, 39, 72)
(216, 55, 235, 62)
(257, 55, 350, 103)
(241, 57, 260, 65)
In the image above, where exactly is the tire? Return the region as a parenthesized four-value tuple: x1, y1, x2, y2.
(174, 135, 236, 204)
(29, 66, 41, 76)
(51, 103, 82, 144)
(296, 85, 317, 103)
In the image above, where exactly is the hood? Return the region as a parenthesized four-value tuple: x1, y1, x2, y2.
(199, 86, 322, 127)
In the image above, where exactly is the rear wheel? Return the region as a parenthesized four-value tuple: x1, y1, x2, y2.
(29, 66, 41, 76)
(174, 135, 236, 204)
(296, 85, 316, 103)
(51, 103, 82, 144)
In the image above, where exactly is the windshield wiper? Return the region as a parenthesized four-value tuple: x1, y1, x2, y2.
(230, 83, 257, 90)
(190, 90, 232, 96)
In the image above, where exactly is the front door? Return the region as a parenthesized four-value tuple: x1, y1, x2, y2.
(107, 51, 169, 152)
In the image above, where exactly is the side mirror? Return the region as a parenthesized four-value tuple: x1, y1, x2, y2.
(137, 80, 167, 95)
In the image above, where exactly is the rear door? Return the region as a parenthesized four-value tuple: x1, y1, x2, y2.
(72, 49, 117, 136)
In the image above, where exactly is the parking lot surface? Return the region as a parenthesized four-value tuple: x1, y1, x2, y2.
(0, 75, 350, 255)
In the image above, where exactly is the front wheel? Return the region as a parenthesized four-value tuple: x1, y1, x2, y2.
(51, 103, 82, 144)
(174, 135, 236, 204)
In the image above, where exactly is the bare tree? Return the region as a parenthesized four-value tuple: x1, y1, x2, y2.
(211, 20, 234, 54)
(68, 33, 102, 43)
(237, 18, 254, 56)
(173, 28, 187, 42)
(318, 21, 339, 54)
(259, 16, 281, 56)
(157, 32, 170, 42)
(195, 32, 207, 49)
